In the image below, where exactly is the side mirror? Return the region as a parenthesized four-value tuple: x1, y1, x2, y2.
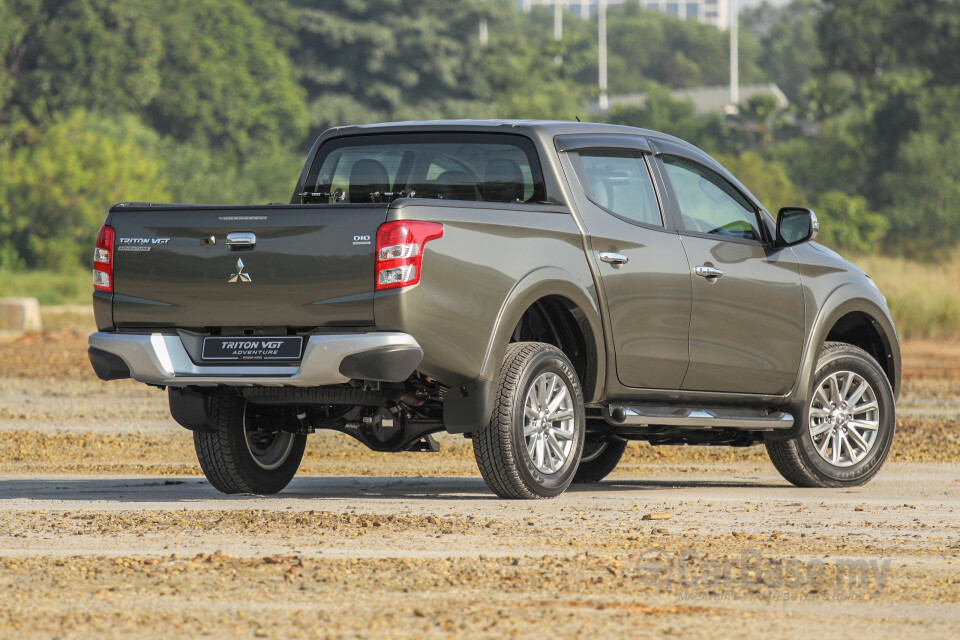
(776, 207, 819, 247)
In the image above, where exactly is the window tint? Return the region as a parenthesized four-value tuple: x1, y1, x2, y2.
(662, 155, 761, 241)
(307, 133, 546, 204)
(576, 150, 663, 227)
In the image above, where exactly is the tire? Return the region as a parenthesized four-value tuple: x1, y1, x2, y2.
(193, 389, 306, 494)
(766, 342, 896, 488)
(472, 342, 586, 499)
(572, 437, 627, 483)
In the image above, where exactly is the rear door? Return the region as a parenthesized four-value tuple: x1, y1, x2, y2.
(109, 204, 387, 329)
(558, 137, 691, 389)
(652, 148, 805, 395)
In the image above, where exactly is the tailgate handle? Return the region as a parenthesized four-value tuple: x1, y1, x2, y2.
(226, 232, 256, 248)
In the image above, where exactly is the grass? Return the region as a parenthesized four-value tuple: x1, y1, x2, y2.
(2, 255, 959, 340)
(0, 269, 91, 306)
(854, 253, 960, 340)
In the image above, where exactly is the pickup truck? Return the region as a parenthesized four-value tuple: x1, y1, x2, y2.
(88, 120, 900, 499)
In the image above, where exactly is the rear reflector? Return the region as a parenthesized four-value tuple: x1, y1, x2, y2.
(93, 224, 115, 292)
(375, 221, 443, 290)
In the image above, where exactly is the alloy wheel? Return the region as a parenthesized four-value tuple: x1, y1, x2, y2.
(522, 372, 576, 474)
(808, 370, 880, 467)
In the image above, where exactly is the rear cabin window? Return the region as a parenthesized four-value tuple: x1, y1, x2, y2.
(304, 133, 547, 204)
(574, 150, 663, 227)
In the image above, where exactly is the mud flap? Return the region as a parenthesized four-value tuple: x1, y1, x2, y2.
(443, 379, 496, 434)
(168, 387, 216, 432)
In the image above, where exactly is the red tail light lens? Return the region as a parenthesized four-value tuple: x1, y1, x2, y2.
(375, 221, 443, 290)
(93, 224, 115, 292)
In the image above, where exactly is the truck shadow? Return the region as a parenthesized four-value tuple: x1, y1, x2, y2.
(0, 475, 783, 503)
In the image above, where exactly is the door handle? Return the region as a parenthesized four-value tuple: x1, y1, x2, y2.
(226, 232, 256, 248)
(694, 265, 724, 279)
(599, 252, 629, 265)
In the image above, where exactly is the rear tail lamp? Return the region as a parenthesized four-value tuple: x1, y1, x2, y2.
(93, 224, 115, 292)
(375, 220, 443, 290)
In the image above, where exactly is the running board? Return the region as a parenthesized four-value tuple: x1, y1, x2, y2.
(604, 405, 794, 431)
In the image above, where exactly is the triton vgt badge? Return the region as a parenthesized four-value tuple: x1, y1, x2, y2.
(228, 258, 252, 283)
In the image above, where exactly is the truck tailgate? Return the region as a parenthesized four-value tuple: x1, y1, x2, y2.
(108, 204, 386, 328)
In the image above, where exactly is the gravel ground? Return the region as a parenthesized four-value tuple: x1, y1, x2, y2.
(0, 327, 958, 638)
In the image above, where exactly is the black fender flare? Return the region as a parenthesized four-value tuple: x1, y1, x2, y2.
(443, 267, 605, 435)
(478, 266, 605, 402)
(768, 284, 900, 441)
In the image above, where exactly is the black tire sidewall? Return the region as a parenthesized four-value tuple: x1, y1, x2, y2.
(225, 394, 306, 494)
(795, 349, 895, 485)
(509, 349, 585, 496)
(574, 437, 627, 483)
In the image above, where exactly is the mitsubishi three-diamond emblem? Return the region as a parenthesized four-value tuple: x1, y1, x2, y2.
(228, 258, 252, 283)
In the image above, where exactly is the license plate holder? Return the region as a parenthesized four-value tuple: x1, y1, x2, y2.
(201, 336, 303, 362)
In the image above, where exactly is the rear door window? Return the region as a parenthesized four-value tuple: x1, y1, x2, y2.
(574, 150, 663, 227)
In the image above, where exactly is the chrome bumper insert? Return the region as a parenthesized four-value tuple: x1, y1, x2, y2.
(88, 332, 422, 387)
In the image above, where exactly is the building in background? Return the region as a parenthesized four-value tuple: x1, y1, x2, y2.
(520, 0, 730, 30)
(603, 83, 787, 114)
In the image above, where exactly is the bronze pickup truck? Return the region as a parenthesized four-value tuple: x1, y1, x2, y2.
(88, 120, 899, 499)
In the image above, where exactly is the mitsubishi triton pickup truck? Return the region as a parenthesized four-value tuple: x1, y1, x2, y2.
(88, 120, 900, 499)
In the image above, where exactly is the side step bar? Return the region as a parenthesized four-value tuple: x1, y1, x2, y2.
(604, 405, 794, 431)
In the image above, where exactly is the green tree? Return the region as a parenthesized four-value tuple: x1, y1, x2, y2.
(0, 110, 169, 270)
(606, 2, 763, 93)
(818, 0, 900, 80)
(882, 88, 960, 256)
(1, 0, 163, 126)
(290, 0, 501, 136)
(739, 93, 784, 151)
(1, 0, 306, 153)
(820, 0, 960, 86)
(145, 0, 308, 153)
(814, 191, 888, 254)
(605, 83, 729, 152)
(744, 0, 822, 101)
(714, 151, 806, 214)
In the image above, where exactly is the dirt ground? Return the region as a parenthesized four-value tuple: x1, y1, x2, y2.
(0, 320, 958, 638)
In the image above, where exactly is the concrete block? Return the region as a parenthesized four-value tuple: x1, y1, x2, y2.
(0, 297, 42, 333)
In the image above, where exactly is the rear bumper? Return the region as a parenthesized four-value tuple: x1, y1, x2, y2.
(88, 332, 423, 387)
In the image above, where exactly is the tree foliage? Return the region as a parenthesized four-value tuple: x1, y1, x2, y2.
(1, 0, 307, 152)
(0, 110, 168, 270)
(814, 191, 889, 255)
(2, 0, 960, 273)
(607, 3, 763, 92)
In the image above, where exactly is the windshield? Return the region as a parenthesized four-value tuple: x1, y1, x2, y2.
(303, 132, 547, 204)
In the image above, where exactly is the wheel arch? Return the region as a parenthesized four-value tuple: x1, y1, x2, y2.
(794, 286, 901, 405)
(479, 267, 605, 403)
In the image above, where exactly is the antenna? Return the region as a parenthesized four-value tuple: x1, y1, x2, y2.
(575, 115, 581, 122)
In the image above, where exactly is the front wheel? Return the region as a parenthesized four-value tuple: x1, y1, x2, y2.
(766, 342, 895, 488)
(473, 342, 585, 499)
(193, 389, 306, 494)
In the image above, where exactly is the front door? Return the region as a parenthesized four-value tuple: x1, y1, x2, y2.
(657, 154, 805, 395)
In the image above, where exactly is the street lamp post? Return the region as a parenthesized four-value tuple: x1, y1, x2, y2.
(599, 0, 608, 110)
(730, 0, 739, 108)
(554, 0, 566, 65)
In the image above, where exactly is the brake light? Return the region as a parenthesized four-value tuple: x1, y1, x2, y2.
(93, 224, 115, 292)
(375, 221, 443, 290)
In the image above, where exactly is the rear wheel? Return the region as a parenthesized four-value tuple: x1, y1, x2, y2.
(766, 342, 895, 488)
(573, 437, 627, 483)
(193, 389, 306, 494)
(473, 342, 585, 499)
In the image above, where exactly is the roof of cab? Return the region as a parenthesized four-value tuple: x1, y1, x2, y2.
(320, 119, 695, 150)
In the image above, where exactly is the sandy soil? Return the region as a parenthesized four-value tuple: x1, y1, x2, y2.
(0, 327, 958, 638)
